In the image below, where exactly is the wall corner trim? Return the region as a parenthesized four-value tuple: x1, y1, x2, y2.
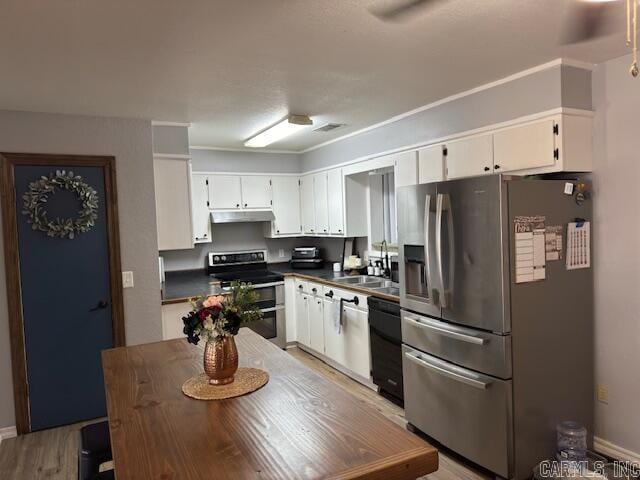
(0, 426, 17, 444)
(594, 436, 640, 463)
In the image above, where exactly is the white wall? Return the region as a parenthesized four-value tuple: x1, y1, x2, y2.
(191, 148, 300, 173)
(0, 110, 162, 429)
(592, 53, 640, 455)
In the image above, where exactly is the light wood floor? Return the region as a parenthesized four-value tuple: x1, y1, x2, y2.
(0, 347, 490, 480)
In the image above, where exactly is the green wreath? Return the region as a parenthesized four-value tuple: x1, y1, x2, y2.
(22, 170, 99, 239)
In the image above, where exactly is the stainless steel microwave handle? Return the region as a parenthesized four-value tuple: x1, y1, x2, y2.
(424, 194, 433, 298)
(435, 193, 446, 307)
(404, 350, 491, 389)
(403, 312, 487, 345)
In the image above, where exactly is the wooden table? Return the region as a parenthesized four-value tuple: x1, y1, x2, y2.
(102, 328, 438, 479)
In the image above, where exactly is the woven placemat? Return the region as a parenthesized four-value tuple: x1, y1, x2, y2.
(182, 368, 269, 400)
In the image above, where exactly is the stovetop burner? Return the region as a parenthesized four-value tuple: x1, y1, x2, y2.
(214, 269, 283, 287)
(207, 250, 283, 286)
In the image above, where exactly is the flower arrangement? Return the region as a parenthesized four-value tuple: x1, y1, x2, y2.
(182, 281, 263, 345)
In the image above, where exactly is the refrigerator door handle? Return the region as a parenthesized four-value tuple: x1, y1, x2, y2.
(403, 313, 488, 345)
(444, 193, 455, 307)
(404, 350, 491, 389)
(424, 194, 434, 299)
(435, 194, 447, 307)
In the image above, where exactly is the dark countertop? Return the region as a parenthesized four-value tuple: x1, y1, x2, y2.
(161, 270, 225, 305)
(161, 262, 399, 305)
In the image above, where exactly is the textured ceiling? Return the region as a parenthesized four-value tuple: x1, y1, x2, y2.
(0, 0, 629, 152)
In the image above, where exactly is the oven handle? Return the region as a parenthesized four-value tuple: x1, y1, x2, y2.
(260, 306, 285, 313)
(404, 351, 491, 389)
(251, 281, 284, 289)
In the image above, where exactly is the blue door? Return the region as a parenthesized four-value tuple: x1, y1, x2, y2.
(14, 164, 114, 431)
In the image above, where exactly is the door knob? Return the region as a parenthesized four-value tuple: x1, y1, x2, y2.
(90, 300, 109, 312)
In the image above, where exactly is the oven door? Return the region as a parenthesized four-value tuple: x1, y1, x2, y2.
(244, 306, 285, 348)
(249, 281, 282, 310)
(241, 282, 286, 348)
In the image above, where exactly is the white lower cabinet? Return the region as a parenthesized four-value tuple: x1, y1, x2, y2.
(342, 304, 371, 379)
(323, 296, 346, 367)
(162, 302, 192, 340)
(308, 294, 325, 353)
(295, 290, 310, 348)
(292, 280, 371, 382)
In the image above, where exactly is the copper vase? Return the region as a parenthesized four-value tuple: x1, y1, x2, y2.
(203, 336, 238, 385)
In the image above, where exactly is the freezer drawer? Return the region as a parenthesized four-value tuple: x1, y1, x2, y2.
(402, 345, 513, 478)
(401, 310, 512, 379)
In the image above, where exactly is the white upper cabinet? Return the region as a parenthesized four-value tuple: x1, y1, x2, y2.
(313, 172, 329, 234)
(209, 175, 242, 209)
(418, 144, 445, 184)
(271, 176, 301, 236)
(240, 176, 272, 209)
(445, 133, 494, 179)
(493, 119, 556, 173)
(191, 174, 211, 243)
(393, 150, 419, 187)
(327, 168, 344, 235)
(154, 157, 194, 251)
(301, 174, 316, 234)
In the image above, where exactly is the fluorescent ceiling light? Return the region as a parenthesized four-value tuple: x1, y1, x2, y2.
(244, 115, 313, 148)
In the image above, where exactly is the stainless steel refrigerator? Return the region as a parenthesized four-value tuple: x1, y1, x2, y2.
(397, 174, 593, 479)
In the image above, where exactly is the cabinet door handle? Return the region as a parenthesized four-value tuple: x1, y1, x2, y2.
(236, 203, 240, 207)
(312, 287, 317, 293)
(494, 164, 501, 170)
(484, 166, 490, 172)
(325, 290, 334, 298)
(244, 203, 248, 207)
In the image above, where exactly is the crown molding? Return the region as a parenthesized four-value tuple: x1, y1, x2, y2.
(151, 121, 191, 127)
(299, 57, 593, 154)
(189, 146, 300, 155)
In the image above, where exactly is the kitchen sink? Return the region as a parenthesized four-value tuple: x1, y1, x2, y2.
(332, 276, 399, 296)
(359, 280, 395, 288)
(333, 275, 379, 284)
(371, 286, 400, 296)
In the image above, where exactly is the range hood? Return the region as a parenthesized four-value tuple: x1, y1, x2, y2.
(210, 210, 275, 224)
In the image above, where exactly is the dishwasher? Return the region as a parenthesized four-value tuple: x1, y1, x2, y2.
(367, 297, 403, 405)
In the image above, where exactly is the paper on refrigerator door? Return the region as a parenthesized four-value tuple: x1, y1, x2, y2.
(514, 215, 546, 283)
(545, 225, 564, 261)
(566, 221, 590, 270)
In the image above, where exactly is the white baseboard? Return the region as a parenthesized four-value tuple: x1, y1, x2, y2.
(594, 436, 640, 463)
(0, 426, 17, 444)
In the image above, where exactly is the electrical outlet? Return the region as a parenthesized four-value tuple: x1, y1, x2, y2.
(122, 271, 134, 289)
(278, 249, 285, 258)
(597, 384, 609, 404)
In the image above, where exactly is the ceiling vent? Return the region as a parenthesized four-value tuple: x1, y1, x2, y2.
(313, 123, 346, 133)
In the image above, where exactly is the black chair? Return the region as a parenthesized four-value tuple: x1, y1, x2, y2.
(78, 420, 113, 480)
